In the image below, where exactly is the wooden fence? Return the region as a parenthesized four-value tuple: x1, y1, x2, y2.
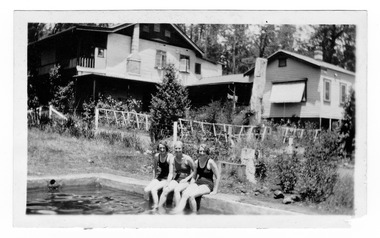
(178, 118, 270, 142)
(94, 108, 150, 131)
(178, 118, 321, 144)
(27, 105, 68, 125)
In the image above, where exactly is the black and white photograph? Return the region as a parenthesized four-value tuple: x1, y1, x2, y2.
(12, 9, 369, 230)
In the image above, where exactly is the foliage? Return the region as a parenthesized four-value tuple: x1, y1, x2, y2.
(81, 94, 142, 128)
(296, 130, 341, 203)
(50, 81, 75, 114)
(149, 64, 191, 141)
(190, 100, 235, 124)
(310, 25, 356, 71)
(271, 151, 302, 193)
(340, 89, 355, 160)
(324, 173, 354, 214)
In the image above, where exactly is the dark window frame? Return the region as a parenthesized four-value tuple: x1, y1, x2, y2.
(195, 63, 201, 74)
(278, 58, 287, 67)
(179, 54, 190, 73)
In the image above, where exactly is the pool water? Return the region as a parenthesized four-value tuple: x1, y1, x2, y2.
(26, 184, 224, 215)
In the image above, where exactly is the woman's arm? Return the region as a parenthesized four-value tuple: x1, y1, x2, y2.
(180, 156, 195, 183)
(166, 154, 175, 183)
(189, 160, 198, 184)
(209, 159, 220, 195)
(152, 154, 158, 179)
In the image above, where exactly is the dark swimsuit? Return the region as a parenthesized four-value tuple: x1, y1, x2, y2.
(195, 159, 214, 191)
(156, 154, 169, 181)
(173, 156, 191, 182)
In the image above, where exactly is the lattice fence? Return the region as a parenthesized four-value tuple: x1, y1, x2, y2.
(94, 108, 151, 132)
(178, 118, 321, 144)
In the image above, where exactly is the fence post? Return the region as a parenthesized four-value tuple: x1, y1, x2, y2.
(95, 107, 99, 131)
(145, 115, 149, 131)
(261, 126, 267, 141)
(173, 121, 178, 143)
(48, 105, 52, 119)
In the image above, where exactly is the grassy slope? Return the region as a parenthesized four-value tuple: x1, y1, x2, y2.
(27, 128, 152, 180)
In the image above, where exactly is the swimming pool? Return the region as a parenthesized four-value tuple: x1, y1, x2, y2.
(26, 183, 226, 215)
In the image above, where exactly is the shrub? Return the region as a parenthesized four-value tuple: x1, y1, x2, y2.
(297, 130, 341, 202)
(324, 174, 354, 213)
(340, 89, 355, 161)
(149, 64, 191, 141)
(271, 151, 302, 193)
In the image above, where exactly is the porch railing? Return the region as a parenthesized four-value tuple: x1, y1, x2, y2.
(77, 57, 95, 68)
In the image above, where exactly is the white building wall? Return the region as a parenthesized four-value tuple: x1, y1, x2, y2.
(262, 57, 322, 118)
(103, 33, 222, 85)
(319, 69, 355, 119)
(106, 33, 131, 75)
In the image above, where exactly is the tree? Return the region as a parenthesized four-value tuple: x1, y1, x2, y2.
(149, 64, 191, 141)
(252, 25, 277, 58)
(310, 25, 356, 71)
(340, 89, 355, 160)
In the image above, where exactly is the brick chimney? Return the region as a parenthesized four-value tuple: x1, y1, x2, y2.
(314, 46, 323, 61)
(127, 24, 141, 74)
(128, 24, 141, 60)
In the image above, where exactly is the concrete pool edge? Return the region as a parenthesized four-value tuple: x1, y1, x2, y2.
(27, 173, 307, 215)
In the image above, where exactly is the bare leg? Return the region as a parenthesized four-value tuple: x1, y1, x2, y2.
(158, 180, 178, 208)
(173, 182, 190, 206)
(187, 185, 211, 212)
(171, 183, 198, 213)
(144, 179, 159, 200)
(150, 180, 167, 209)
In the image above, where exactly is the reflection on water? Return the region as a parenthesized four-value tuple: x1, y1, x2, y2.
(27, 184, 148, 215)
(27, 184, 224, 215)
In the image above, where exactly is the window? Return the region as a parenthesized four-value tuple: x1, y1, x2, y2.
(164, 30, 171, 38)
(142, 25, 150, 32)
(179, 55, 190, 73)
(278, 58, 287, 67)
(324, 79, 331, 102)
(270, 81, 307, 103)
(155, 50, 167, 69)
(154, 24, 160, 32)
(97, 48, 105, 58)
(340, 83, 347, 105)
(195, 63, 201, 74)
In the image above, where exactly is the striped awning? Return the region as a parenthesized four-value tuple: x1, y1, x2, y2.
(270, 81, 306, 103)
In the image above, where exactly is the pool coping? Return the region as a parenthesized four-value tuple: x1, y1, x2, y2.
(27, 173, 308, 215)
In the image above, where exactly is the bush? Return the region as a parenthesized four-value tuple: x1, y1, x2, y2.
(340, 89, 355, 161)
(324, 174, 354, 213)
(149, 64, 191, 141)
(271, 151, 302, 193)
(297, 130, 341, 202)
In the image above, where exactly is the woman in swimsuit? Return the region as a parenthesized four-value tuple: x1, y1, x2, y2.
(144, 142, 174, 210)
(172, 144, 220, 213)
(157, 141, 195, 209)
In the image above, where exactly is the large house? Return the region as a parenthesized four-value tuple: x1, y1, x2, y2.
(244, 49, 355, 129)
(28, 23, 252, 111)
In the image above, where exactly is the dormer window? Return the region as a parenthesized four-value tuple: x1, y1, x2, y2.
(142, 25, 150, 32)
(278, 58, 287, 67)
(164, 30, 171, 38)
(154, 24, 160, 32)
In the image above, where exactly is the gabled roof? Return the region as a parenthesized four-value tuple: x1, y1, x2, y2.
(29, 23, 206, 58)
(243, 49, 355, 77)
